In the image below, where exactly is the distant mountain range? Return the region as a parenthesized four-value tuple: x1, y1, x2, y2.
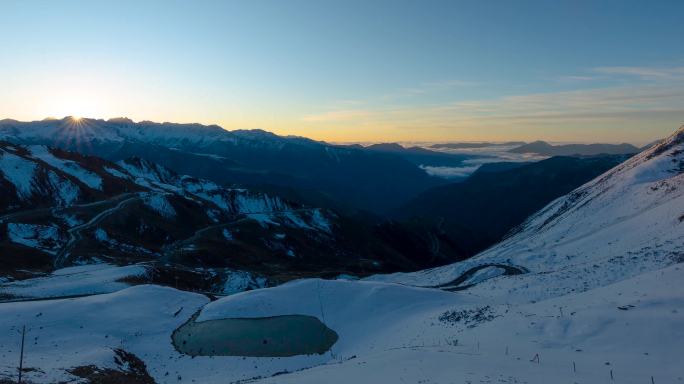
(0, 118, 449, 214)
(362, 142, 476, 167)
(428, 140, 642, 156)
(430, 141, 526, 149)
(509, 140, 641, 156)
(0, 118, 654, 215)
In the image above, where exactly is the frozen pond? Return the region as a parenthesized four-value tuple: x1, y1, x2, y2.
(172, 314, 338, 357)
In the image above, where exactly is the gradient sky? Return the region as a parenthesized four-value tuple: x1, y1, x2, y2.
(1, 0, 684, 144)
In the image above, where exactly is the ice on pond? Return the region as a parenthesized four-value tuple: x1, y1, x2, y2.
(172, 314, 338, 357)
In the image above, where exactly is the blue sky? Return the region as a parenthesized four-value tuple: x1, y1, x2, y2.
(1, 0, 683, 143)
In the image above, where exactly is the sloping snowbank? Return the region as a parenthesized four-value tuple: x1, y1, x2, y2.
(0, 285, 207, 383)
(29, 145, 103, 190)
(143, 193, 176, 218)
(0, 264, 681, 384)
(251, 264, 684, 384)
(199, 279, 468, 358)
(7, 223, 63, 254)
(0, 264, 149, 299)
(0, 150, 37, 198)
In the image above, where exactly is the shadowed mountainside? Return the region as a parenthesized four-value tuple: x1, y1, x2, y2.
(396, 155, 630, 256)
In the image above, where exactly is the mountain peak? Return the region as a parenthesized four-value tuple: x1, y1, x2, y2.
(641, 124, 684, 161)
(107, 117, 135, 124)
(529, 140, 551, 145)
(667, 124, 684, 145)
(231, 128, 279, 138)
(367, 143, 406, 151)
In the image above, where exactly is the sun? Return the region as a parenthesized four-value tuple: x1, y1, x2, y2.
(45, 93, 103, 121)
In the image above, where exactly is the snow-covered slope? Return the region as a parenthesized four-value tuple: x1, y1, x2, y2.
(370, 125, 684, 300)
(0, 142, 343, 287)
(114, 157, 297, 215)
(28, 145, 103, 190)
(252, 264, 684, 384)
(0, 264, 149, 299)
(4, 142, 435, 291)
(0, 126, 682, 384)
(0, 285, 208, 383)
(0, 141, 322, 223)
(1, 263, 681, 383)
(0, 143, 89, 208)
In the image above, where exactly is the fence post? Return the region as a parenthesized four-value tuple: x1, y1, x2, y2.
(18, 325, 26, 384)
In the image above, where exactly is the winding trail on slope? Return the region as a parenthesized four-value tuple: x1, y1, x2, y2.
(160, 208, 315, 263)
(53, 193, 146, 268)
(0, 206, 52, 223)
(0, 192, 143, 224)
(430, 264, 527, 292)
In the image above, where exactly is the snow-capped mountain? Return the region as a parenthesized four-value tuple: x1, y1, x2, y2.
(0, 142, 458, 289)
(0, 117, 445, 213)
(0, 142, 336, 285)
(0, 141, 293, 215)
(0, 117, 311, 148)
(0, 141, 142, 210)
(509, 140, 641, 156)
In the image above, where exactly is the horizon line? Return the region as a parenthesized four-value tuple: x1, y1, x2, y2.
(1, 115, 667, 147)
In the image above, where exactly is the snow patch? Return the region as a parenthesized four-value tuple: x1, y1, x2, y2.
(247, 213, 280, 228)
(29, 145, 103, 190)
(309, 209, 332, 233)
(54, 212, 83, 227)
(94, 228, 109, 242)
(144, 194, 176, 218)
(103, 166, 130, 180)
(7, 223, 62, 254)
(0, 264, 149, 299)
(46, 170, 80, 206)
(0, 150, 37, 199)
(221, 270, 267, 295)
(234, 194, 286, 213)
(93, 228, 155, 256)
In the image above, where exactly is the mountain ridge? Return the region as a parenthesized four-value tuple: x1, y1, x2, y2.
(0, 117, 445, 213)
(0, 141, 464, 285)
(396, 154, 629, 256)
(509, 140, 640, 156)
